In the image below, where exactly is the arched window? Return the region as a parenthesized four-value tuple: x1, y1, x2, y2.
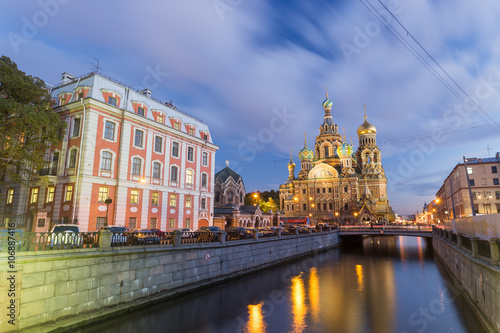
(228, 191, 234, 202)
(186, 169, 193, 184)
(132, 157, 141, 175)
(170, 166, 178, 182)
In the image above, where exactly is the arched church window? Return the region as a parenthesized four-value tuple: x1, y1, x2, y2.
(228, 191, 233, 202)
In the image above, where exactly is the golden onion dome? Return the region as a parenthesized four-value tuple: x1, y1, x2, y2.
(357, 119, 377, 136)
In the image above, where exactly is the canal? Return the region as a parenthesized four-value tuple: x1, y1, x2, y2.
(73, 236, 487, 333)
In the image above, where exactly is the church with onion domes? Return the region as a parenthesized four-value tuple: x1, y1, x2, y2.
(279, 93, 394, 225)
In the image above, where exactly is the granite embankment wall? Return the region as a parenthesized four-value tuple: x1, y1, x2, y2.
(433, 231, 500, 333)
(0, 231, 339, 332)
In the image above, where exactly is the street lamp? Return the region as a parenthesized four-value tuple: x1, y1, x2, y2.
(105, 198, 112, 226)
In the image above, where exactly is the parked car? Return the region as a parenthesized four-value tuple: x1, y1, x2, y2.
(270, 226, 290, 236)
(256, 227, 275, 237)
(283, 224, 299, 233)
(150, 228, 167, 239)
(174, 228, 194, 239)
(227, 227, 252, 240)
(47, 224, 82, 249)
(197, 226, 222, 242)
(127, 229, 161, 245)
(99, 225, 128, 244)
(246, 228, 263, 237)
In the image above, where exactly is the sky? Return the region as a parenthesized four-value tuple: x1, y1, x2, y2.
(1, 0, 500, 215)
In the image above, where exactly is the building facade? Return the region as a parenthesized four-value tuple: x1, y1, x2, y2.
(434, 154, 500, 220)
(0, 72, 218, 232)
(279, 94, 393, 225)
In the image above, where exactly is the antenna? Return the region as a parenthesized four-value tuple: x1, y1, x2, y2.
(91, 58, 100, 72)
(487, 145, 491, 157)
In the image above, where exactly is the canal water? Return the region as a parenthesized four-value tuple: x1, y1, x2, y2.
(74, 236, 487, 333)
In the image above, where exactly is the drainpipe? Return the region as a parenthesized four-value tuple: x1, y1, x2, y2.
(71, 97, 86, 224)
(463, 156, 476, 216)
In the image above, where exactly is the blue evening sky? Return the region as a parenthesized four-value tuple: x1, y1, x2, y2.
(1, 0, 499, 215)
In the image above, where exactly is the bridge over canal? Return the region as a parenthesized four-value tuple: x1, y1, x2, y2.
(338, 225, 433, 238)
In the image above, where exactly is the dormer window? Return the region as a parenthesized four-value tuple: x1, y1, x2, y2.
(138, 107, 145, 116)
(189, 128, 194, 135)
(157, 114, 164, 123)
(131, 101, 149, 117)
(174, 122, 180, 130)
(108, 97, 117, 106)
(101, 89, 122, 107)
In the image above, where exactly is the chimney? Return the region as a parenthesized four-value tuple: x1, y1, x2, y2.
(141, 88, 151, 98)
(60, 72, 75, 85)
(496, 152, 500, 160)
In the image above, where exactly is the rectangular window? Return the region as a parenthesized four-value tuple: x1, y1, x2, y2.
(172, 142, 179, 157)
(30, 188, 39, 204)
(134, 129, 144, 147)
(37, 218, 45, 228)
(329, 203, 333, 210)
(189, 128, 194, 135)
(496, 191, 500, 200)
(137, 107, 145, 116)
(130, 190, 139, 204)
(72, 118, 81, 137)
(472, 192, 477, 200)
(152, 192, 159, 206)
(302, 189, 306, 194)
(329, 188, 332, 193)
(170, 194, 176, 207)
(201, 173, 207, 187)
(174, 122, 180, 130)
(108, 96, 117, 106)
(202, 152, 208, 166)
(494, 178, 499, 185)
(46, 187, 55, 203)
(69, 149, 77, 168)
(201, 198, 206, 209)
(168, 218, 175, 229)
(322, 188, 326, 193)
(187, 147, 194, 161)
(6, 189, 14, 204)
(323, 203, 327, 210)
(303, 203, 306, 211)
(104, 121, 115, 140)
(132, 158, 141, 175)
(185, 196, 191, 208)
(129, 217, 136, 230)
(154, 136, 163, 153)
(153, 162, 161, 178)
(96, 217, 106, 229)
(101, 151, 112, 170)
(65, 185, 73, 202)
(492, 166, 498, 174)
(344, 186, 348, 193)
(186, 170, 193, 184)
(150, 218, 157, 229)
(469, 179, 475, 186)
(467, 167, 473, 175)
(170, 166, 178, 182)
(77, 93, 84, 100)
(185, 218, 191, 229)
(316, 188, 320, 194)
(157, 114, 164, 123)
(98, 187, 108, 202)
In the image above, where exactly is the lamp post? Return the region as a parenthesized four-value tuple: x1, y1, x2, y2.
(105, 198, 112, 226)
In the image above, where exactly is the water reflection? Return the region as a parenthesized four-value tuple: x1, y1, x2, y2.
(355, 264, 364, 293)
(308, 267, 320, 323)
(244, 302, 267, 333)
(291, 274, 307, 333)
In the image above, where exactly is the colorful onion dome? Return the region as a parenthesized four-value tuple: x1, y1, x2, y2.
(322, 98, 332, 109)
(337, 141, 353, 157)
(299, 144, 314, 160)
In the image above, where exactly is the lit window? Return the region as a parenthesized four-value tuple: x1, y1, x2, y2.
(153, 162, 161, 178)
(170, 194, 176, 207)
(174, 122, 180, 130)
(104, 121, 115, 140)
(201, 198, 206, 209)
(185, 196, 191, 208)
(72, 118, 81, 137)
(130, 190, 139, 204)
(170, 166, 178, 182)
(157, 114, 164, 123)
(467, 167, 473, 175)
(6, 189, 14, 204)
(69, 149, 77, 168)
(108, 96, 117, 106)
(134, 130, 144, 148)
(132, 158, 141, 175)
(65, 185, 73, 202)
(185, 218, 191, 229)
(201, 173, 207, 187)
(30, 188, 39, 204)
(154, 136, 163, 153)
(202, 152, 208, 166)
(137, 107, 145, 116)
(150, 218, 157, 229)
(46, 187, 55, 203)
(152, 192, 159, 206)
(129, 217, 136, 230)
(186, 170, 193, 184)
(98, 187, 108, 202)
(168, 218, 175, 229)
(172, 142, 179, 157)
(101, 151, 112, 170)
(187, 147, 194, 162)
(189, 128, 194, 135)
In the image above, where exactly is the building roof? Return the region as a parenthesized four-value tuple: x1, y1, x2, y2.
(50, 71, 212, 142)
(215, 166, 242, 183)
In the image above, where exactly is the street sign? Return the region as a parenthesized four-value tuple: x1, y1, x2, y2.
(205, 252, 211, 262)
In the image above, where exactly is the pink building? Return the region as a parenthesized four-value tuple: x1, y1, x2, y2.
(1, 72, 218, 232)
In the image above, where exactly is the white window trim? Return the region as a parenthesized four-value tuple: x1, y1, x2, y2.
(103, 119, 118, 142)
(100, 149, 115, 172)
(202, 151, 209, 166)
(187, 146, 195, 162)
(201, 172, 208, 188)
(133, 128, 146, 149)
(170, 164, 179, 183)
(186, 168, 194, 184)
(154, 135, 164, 154)
(152, 160, 163, 179)
(131, 155, 144, 176)
(171, 141, 180, 159)
(67, 147, 79, 169)
(71, 117, 82, 138)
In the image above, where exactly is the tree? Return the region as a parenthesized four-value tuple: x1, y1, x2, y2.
(0, 56, 66, 185)
(245, 190, 279, 213)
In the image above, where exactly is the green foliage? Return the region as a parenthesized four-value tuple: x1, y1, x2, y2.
(0, 56, 66, 185)
(245, 190, 279, 213)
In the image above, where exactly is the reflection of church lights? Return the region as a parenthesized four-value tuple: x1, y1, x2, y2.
(355, 265, 364, 293)
(246, 302, 267, 333)
(309, 268, 320, 323)
(399, 236, 406, 259)
(291, 275, 307, 333)
(417, 237, 424, 263)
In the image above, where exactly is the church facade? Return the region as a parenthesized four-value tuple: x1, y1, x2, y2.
(279, 94, 393, 225)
